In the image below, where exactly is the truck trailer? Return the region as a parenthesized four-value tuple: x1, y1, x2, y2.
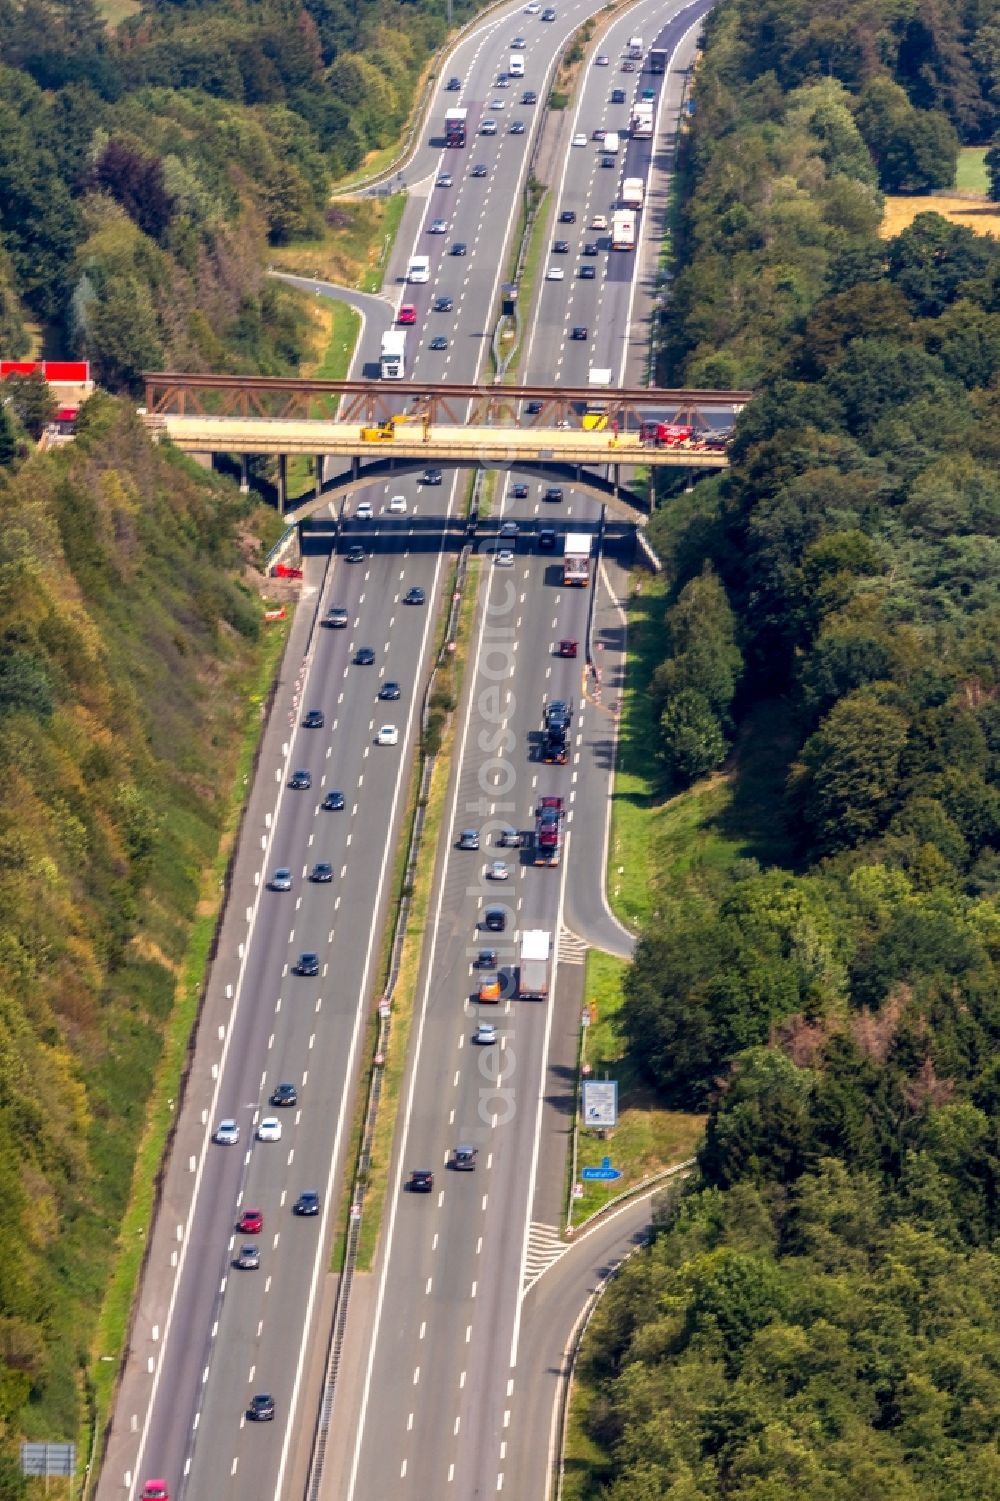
(611, 209, 636, 250)
(534, 796, 564, 866)
(380, 330, 406, 380)
(621, 177, 645, 210)
(563, 533, 592, 587)
(518, 929, 552, 999)
(445, 107, 468, 146)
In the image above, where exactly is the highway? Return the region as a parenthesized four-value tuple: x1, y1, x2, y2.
(328, 4, 711, 1498)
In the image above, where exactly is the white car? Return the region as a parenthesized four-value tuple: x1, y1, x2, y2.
(475, 1022, 498, 1045)
(490, 98, 506, 109)
(545, 266, 564, 281)
(572, 132, 587, 146)
(387, 495, 407, 514)
(429, 218, 448, 234)
(487, 860, 509, 880)
(377, 724, 400, 746)
(355, 500, 373, 519)
(524, 2, 540, 12)
(256, 1117, 282, 1143)
(595, 54, 609, 65)
(495, 550, 515, 567)
(480, 119, 498, 135)
(215, 1119, 240, 1145)
(592, 214, 608, 230)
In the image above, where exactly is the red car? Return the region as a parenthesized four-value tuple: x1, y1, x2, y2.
(141, 1484, 169, 1501)
(557, 639, 578, 658)
(237, 1208, 263, 1234)
(398, 304, 417, 325)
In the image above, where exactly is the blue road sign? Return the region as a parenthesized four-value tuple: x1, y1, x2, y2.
(581, 1155, 622, 1183)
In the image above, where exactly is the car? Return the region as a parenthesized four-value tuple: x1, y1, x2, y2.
(309, 861, 333, 882)
(388, 494, 407, 513)
(302, 708, 324, 729)
(234, 1244, 260, 1270)
(510, 119, 526, 134)
(376, 724, 399, 746)
(490, 98, 506, 110)
(215, 1119, 240, 1145)
(141, 1483, 169, 1501)
(592, 215, 609, 229)
(539, 527, 557, 550)
(428, 217, 448, 234)
(570, 325, 589, 340)
(323, 605, 349, 628)
(559, 209, 577, 223)
(248, 1394, 275, 1422)
(322, 789, 345, 811)
(572, 132, 587, 146)
(479, 119, 497, 135)
(497, 826, 521, 847)
(553, 239, 570, 253)
(601, 153, 615, 168)
(583, 241, 598, 255)
(288, 769, 311, 790)
(293, 1190, 320, 1216)
(470, 163, 489, 178)
(495, 75, 510, 88)
(295, 952, 320, 976)
(641, 86, 655, 101)
(397, 305, 416, 326)
(487, 860, 509, 880)
(558, 638, 579, 658)
(495, 549, 515, 567)
(434, 295, 454, 311)
(525, 399, 544, 414)
(541, 6, 556, 17)
(483, 905, 507, 932)
(437, 171, 453, 187)
(479, 971, 501, 1002)
(256, 1117, 282, 1143)
(545, 266, 564, 281)
(595, 54, 609, 65)
(446, 76, 462, 91)
(477, 947, 498, 967)
(579, 265, 596, 279)
(547, 699, 572, 728)
(404, 585, 427, 603)
(346, 545, 366, 563)
(429, 335, 449, 351)
(511, 482, 529, 499)
(475, 1022, 498, 1045)
(379, 681, 402, 700)
(270, 1082, 298, 1107)
(499, 519, 519, 537)
(269, 866, 292, 891)
(355, 646, 375, 665)
(524, 1, 540, 11)
(408, 1170, 434, 1192)
(451, 1145, 478, 1170)
(611, 87, 626, 103)
(511, 34, 526, 46)
(421, 468, 442, 485)
(544, 486, 564, 502)
(355, 499, 373, 519)
(237, 1208, 263, 1234)
(621, 58, 635, 71)
(522, 89, 537, 104)
(592, 128, 606, 141)
(458, 829, 481, 850)
(451, 240, 469, 255)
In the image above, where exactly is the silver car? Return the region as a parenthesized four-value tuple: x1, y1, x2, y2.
(215, 1119, 240, 1145)
(487, 860, 510, 880)
(269, 867, 292, 891)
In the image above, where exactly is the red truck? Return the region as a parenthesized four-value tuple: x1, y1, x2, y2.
(534, 796, 564, 865)
(640, 420, 694, 446)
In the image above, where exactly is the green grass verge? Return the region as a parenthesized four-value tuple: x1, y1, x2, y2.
(270, 193, 407, 292)
(569, 950, 704, 1225)
(86, 615, 291, 1477)
(360, 192, 408, 292)
(956, 147, 989, 194)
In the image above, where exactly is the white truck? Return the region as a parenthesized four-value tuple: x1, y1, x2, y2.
(518, 929, 552, 1000)
(588, 367, 613, 388)
(621, 177, 645, 210)
(563, 532, 592, 587)
(631, 101, 654, 138)
(603, 130, 620, 154)
(611, 208, 636, 250)
(627, 34, 644, 59)
(407, 254, 430, 283)
(380, 330, 406, 380)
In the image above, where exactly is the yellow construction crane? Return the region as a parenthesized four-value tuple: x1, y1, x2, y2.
(360, 411, 430, 442)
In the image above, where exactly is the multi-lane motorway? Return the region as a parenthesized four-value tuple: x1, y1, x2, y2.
(100, 1, 711, 1498)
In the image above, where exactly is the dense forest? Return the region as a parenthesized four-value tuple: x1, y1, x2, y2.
(575, 0, 1000, 1496)
(0, 0, 474, 388)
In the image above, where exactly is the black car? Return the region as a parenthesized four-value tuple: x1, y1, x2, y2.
(248, 1394, 275, 1422)
(579, 265, 596, 279)
(471, 163, 489, 178)
(270, 1082, 298, 1107)
(293, 1190, 320, 1216)
(408, 1170, 434, 1193)
(355, 647, 375, 665)
(380, 681, 402, 701)
(510, 120, 526, 134)
(511, 483, 529, 498)
(421, 469, 443, 485)
(601, 154, 615, 168)
(302, 708, 325, 729)
(582, 242, 598, 255)
(611, 87, 626, 103)
(446, 76, 462, 90)
(458, 828, 480, 850)
(544, 486, 564, 502)
(558, 209, 576, 223)
(435, 296, 454, 311)
(522, 90, 537, 104)
(404, 585, 427, 604)
(295, 952, 320, 976)
(346, 545, 366, 563)
(429, 335, 448, 351)
(478, 947, 498, 968)
(288, 768, 312, 790)
(322, 789, 345, 810)
(525, 400, 543, 415)
(539, 527, 557, 550)
(546, 699, 572, 729)
(553, 239, 569, 253)
(483, 906, 507, 932)
(570, 325, 589, 340)
(451, 241, 467, 256)
(309, 862, 333, 882)
(323, 606, 348, 628)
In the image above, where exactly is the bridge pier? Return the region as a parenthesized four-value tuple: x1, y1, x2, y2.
(315, 455, 324, 500)
(239, 454, 249, 495)
(277, 454, 287, 515)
